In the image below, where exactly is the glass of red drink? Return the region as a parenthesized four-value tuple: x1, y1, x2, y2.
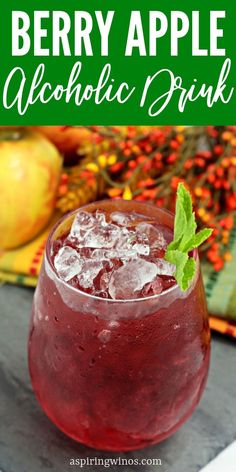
(28, 200, 210, 451)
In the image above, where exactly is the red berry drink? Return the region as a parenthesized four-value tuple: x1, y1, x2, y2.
(28, 200, 210, 451)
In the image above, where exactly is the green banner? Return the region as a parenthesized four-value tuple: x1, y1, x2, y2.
(1, 1, 236, 124)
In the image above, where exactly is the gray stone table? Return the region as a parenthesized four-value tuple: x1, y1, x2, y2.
(0, 284, 236, 472)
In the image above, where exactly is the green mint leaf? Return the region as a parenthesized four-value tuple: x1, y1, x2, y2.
(174, 183, 197, 251)
(165, 249, 189, 290)
(178, 182, 192, 221)
(167, 239, 181, 252)
(193, 228, 213, 247)
(179, 215, 197, 251)
(165, 249, 195, 292)
(182, 228, 213, 253)
(165, 183, 212, 292)
(173, 186, 187, 242)
(182, 257, 196, 291)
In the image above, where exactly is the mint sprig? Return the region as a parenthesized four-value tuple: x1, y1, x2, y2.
(165, 183, 213, 291)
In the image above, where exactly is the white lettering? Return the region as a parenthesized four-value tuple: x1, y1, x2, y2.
(12, 12, 30, 56)
(125, 11, 146, 56)
(210, 11, 226, 56)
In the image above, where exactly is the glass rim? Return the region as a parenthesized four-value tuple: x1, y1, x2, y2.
(45, 200, 199, 304)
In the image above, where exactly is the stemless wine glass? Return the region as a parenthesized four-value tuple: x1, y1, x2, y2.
(28, 200, 210, 451)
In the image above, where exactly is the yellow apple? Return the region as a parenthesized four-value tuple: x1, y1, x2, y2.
(0, 128, 62, 249)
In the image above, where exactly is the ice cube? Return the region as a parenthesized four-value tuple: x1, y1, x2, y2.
(69, 210, 118, 250)
(113, 226, 149, 258)
(132, 228, 150, 256)
(91, 249, 115, 260)
(54, 246, 82, 282)
(119, 248, 138, 259)
(115, 227, 134, 247)
(136, 223, 167, 250)
(95, 210, 107, 226)
(80, 223, 122, 249)
(100, 271, 112, 291)
(132, 237, 150, 256)
(110, 211, 145, 227)
(154, 259, 176, 276)
(91, 249, 106, 259)
(108, 258, 158, 300)
(132, 243, 149, 256)
(110, 212, 135, 226)
(142, 277, 163, 297)
(113, 230, 137, 259)
(77, 259, 103, 289)
(91, 246, 137, 261)
(69, 211, 96, 241)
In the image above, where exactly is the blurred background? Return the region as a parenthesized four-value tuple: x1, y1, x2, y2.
(0, 125, 235, 336)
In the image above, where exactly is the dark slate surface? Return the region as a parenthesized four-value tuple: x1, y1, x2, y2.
(0, 284, 235, 472)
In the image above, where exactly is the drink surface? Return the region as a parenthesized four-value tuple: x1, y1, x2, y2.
(51, 209, 176, 299)
(29, 201, 211, 451)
